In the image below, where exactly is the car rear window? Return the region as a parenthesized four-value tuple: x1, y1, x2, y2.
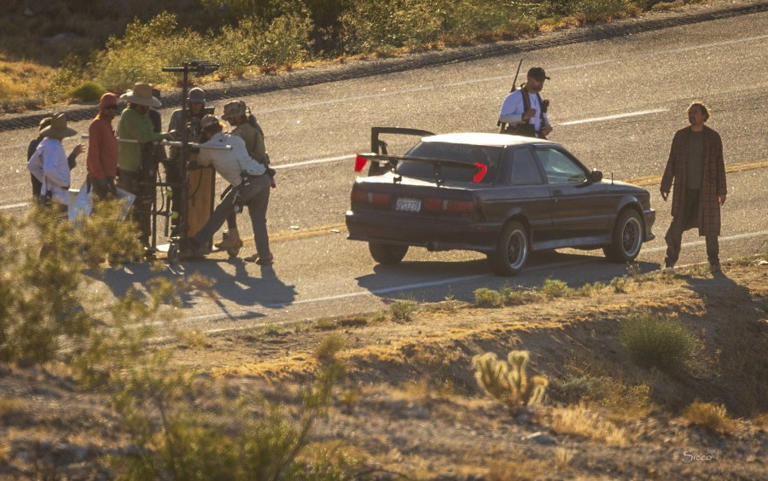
(397, 142, 501, 184)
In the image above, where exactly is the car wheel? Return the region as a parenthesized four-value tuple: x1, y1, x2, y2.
(604, 208, 643, 262)
(488, 221, 529, 276)
(369, 242, 408, 265)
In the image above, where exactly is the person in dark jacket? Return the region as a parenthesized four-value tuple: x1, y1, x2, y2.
(660, 101, 727, 274)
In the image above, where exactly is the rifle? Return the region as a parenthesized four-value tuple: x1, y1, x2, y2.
(498, 59, 524, 130)
(509, 58, 524, 93)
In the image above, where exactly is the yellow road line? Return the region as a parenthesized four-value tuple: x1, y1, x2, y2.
(628, 159, 768, 187)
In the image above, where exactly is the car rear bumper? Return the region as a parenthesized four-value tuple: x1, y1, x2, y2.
(346, 210, 500, 253)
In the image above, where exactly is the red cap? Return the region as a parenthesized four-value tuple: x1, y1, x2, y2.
(99, 93, 118, 111)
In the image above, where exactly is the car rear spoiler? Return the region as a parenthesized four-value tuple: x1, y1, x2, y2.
(366, 127, 436, 176)
(354, 153, 488, 187)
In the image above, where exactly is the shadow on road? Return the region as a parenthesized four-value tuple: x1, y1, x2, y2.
(355, 248, 660, 302)
(94, 257, 297, 315)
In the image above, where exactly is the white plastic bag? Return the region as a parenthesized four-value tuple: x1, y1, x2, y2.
(68, 181, 136, 226)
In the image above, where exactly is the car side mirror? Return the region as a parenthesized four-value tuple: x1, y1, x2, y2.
(588, 170, 603, 183)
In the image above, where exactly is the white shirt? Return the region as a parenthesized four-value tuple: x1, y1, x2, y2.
(28, 138, 70, 205)
(196, 132, 265, 186)
(498, 89, 551, 133)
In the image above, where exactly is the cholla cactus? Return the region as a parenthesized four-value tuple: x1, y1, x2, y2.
(472, 350, 548, 412)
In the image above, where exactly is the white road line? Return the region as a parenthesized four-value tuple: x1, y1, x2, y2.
(559, 109, 668, 126)
(184, 259, 589, 324)
(273, 154, 355, 170)
(644, 229, 768, 253)
(0, 202, 29, 210)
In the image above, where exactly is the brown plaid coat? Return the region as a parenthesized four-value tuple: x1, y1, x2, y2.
(660, 125, 727, 236)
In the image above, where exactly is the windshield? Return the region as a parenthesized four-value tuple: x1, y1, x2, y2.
(396, 142, 501, 184)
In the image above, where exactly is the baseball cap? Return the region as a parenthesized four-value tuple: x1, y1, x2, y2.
(200, 114, 220, 129)
(527, 67, 550, 81)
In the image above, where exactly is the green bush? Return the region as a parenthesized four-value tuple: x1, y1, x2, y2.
(91, 12, 207, 92)
(620, 313, 697, 370)
(474, 287, 503, 307)
(540, 279, 571, 298)
(0, 202, 140, 364)
(390, 299, 417, 322)
(68, 81, 106, 102)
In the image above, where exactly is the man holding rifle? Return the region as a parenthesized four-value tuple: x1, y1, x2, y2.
(498, 66, 553, 139)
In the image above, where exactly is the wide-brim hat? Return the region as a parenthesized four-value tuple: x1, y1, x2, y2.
(39, 114, 76, 139)
(221, 100, 246, 120)
(120, 82, 162, 108)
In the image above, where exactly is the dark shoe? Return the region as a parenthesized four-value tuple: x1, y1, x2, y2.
(245, 253, 273, 265)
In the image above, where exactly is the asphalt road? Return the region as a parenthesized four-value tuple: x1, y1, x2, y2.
(3, 9, 768, 333)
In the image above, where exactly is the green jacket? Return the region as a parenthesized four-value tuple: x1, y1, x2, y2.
(117, 107, 163, 172)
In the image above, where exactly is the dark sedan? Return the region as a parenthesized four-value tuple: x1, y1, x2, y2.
(346, 128, 655, 275)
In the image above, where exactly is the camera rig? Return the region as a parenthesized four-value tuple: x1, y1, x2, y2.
(159, 60, 220, 263)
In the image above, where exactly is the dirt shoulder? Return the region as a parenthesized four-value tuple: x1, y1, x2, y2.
(2, 259, 768, 480)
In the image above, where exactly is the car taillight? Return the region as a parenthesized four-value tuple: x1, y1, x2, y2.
(446, 200, 475, 213)
(372, 193, 391, 207)
(423, 197, 475, 215)
(351, 187, 391, 208)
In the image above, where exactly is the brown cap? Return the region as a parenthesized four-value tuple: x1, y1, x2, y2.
(200, 114, 220, 130)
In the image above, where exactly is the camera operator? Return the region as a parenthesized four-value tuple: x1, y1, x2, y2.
(166, 87, 208, 235)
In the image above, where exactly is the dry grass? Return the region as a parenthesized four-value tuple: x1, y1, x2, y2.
(679, 400, 737, 434)
(487, 459, 554, 481)
(0, 57, 53, 104)
(547, 404, 629, 446)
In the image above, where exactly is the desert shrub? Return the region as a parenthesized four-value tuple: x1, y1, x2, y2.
(256, 11, 315, 71)
(540, 278, 571, 298)
(620, 313, 696, 370)
(474, 287, 504, 307)
(472, 350, 548, 412)
(68, 81, 106, 102)
(0, 202, 140, 364)
(91, 12, 208, 92)
(390, 299, 417, 322)
(501, 286, 542, 305)
(315, 334, 346, 363)
(681, 400, 735, 434)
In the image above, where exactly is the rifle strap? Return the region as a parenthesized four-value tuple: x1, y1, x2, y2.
(521, 87, 544, 130)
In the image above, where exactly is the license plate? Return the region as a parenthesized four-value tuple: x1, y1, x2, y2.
(395, 198, 421, 212)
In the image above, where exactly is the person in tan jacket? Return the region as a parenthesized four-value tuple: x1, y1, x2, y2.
(215, 101, 275, 258)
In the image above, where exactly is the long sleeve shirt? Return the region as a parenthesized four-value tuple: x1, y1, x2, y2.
(196, 133, 265, 186)
(30, 138, 70, 205)
(498, 89, 551, 133)
(86, 114, 118, 180)
(117, 107, 163, 173)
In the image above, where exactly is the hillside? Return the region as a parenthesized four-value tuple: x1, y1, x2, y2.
(2, 259, 767, 480)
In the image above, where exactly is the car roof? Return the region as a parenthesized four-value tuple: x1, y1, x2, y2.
(420, 132, 557, 148)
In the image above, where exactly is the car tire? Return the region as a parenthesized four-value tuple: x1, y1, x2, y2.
(369, 242, 408, 265)
(604, 208, 643, 262)
(488, 221, 529, 276)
